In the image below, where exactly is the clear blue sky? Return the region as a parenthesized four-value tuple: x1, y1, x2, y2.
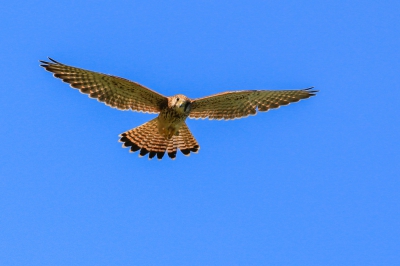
(1, 0, 399, 265)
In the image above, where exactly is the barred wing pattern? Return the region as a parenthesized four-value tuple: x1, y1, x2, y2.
(189, 88, 317, 120)
(40, 58, 167, 113)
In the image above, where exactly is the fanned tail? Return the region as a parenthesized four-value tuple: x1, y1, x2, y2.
(119, 118, 200, 160)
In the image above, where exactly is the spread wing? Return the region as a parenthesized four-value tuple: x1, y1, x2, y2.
(189, 88, 317, 120)
(40, 58, 167, 113)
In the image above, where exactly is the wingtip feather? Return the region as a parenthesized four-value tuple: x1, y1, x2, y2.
(48, 57, 60, 64)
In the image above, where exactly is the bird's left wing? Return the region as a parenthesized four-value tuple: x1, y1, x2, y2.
(40, 58, 167, 113)
(189, 87, 317, 120)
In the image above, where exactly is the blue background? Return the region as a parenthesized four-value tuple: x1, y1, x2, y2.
(1, 0, 399, 265)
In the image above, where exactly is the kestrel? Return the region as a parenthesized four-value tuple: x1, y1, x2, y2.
(40, 58, 317, 160)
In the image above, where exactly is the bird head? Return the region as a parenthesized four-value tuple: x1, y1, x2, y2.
(171, 94, 192, 113)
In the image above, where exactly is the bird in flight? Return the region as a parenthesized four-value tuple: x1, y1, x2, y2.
(40, 58, 317, 160)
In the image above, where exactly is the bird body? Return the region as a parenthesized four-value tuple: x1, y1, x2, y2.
(158, 94, 191, 139)
(40, 58, 317, 160)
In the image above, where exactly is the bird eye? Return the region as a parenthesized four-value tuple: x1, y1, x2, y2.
(176, 98, 180, 102)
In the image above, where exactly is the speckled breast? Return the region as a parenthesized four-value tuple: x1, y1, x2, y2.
(157, 108, 189, 139)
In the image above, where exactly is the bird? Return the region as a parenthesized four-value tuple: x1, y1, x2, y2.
(40, 58, 317, 160)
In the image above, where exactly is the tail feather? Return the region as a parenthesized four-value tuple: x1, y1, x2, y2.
(138, 123, 159, 157)
(146, 132, 168, 159)
(120, 118, 158, 153)
(119, 118, 200, 160)
(166, 139, 176, 159)
(177, 123, 200, 155)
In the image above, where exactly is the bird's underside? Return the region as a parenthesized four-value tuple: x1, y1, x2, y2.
(40, 57, 318, 160)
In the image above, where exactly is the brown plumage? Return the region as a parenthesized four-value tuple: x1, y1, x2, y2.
(40, 58, 318, 160)
(120, 118, 199, 160)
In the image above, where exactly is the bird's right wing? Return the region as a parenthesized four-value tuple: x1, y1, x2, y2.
(189, 88, 317, 120)
(40, 58, 167, 113)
